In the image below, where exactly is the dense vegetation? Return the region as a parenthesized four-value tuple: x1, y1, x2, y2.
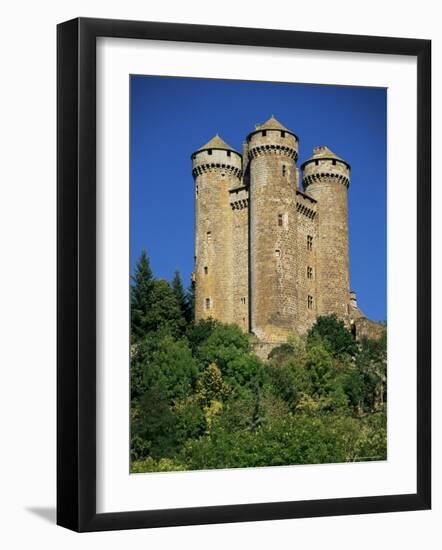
(130, 250, 387, 473)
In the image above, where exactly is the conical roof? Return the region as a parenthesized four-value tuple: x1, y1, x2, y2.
(309, 145, 344, 161)
(255, 115, 290, 132)
(196, 134, 238, 153)
(302, 146, 350, 169)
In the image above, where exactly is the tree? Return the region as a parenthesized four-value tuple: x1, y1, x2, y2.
(131, 330, 199, 403)
(130, 249, 154, 340)
(131, 382, 177, 460)
(195, 323, 263, 391)
(171, 270, 192, 324)
(196, 323, 250, 372)
(142, 279, 185, 337)
(196, 363, 230, 406)
(267, 342, 295, 363)
(267, 356, 311, 411)
(186, 318, 219, 353)
(355, 334, 387, 412)
(307, 315, 357, 358)
(178, 415, 379, 470)
(186, 279, 195, 323)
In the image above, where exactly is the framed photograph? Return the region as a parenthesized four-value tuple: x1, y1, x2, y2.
(57, 17, 431, 532)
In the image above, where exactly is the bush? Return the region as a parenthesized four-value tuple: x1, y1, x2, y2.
(131, 456, 186, 473)
(178, 415, 384, 470)
(129, 251, 387, 472)
(307, 315, 357, 358)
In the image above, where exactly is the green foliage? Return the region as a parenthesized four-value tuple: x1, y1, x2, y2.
(131, 330, 199, 402)
(195, 323, 262, 391)
(268, 342, 295, 363)
(130, 249, 154, 340)
(131, 251, 186, 340)
(196, 323, 251, 368)
(173, 396, 207, 445)
(354, 334, 387, 413)
(186, 318, 219, 353)
(142, 279, 186, 337)
(171, 270, 193, 324)
(307, 315, 357, 358)
(196, 363, 231, 406)
(131, 382, 177, 460)
(131, 456, 186, 473)
(186, 280, 195, 323)
(267, 357, 310, 411)
(129, 251, 387, 473)
(178, 414, 386, 470)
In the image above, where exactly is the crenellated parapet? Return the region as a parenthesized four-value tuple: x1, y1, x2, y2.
(302, 146, 351, 190)
(296, 189, 317, 219)
(248, 143, 298, 161)
(303, 170, 349, 189)
(246, 116, 299, 162)
(191, 134, 242, 181)
(192, 162, 242, 179)
(230, 186, 249, 210)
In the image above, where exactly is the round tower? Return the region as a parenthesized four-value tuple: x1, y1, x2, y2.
(247, 116, 299, 341)
(191, 135, 242, 323)
(301, 146, 351, 321)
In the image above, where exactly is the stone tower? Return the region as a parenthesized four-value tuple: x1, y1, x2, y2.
(191, 118, 381, 345)
(301, 146, 351, 321)
(247, 116, 299, 341)
(191, 135, 242, 323)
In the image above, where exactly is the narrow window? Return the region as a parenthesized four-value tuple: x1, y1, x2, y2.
(308, 295, 313, 309)
(262, 130, 267, 137)
(315, 159, 319, 166)
(307, 235, 313, 250)
(204, 266, 208, 274)
(275, 249, 280, 258)
(278, 214, 283, 227)
(205, 298, 211, 309)
(227, 150, 231, 157)
(332, 159, 336, 165)
(208, 149, 212, 155)
(282, 165, 286, 176)
(281, 131, 286, 138)
(307, 266, 313, 279)
(206, 231, 212, 244)
(240, 297, 246, 305)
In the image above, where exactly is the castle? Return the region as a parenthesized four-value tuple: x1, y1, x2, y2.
(191, 116, 383, 348)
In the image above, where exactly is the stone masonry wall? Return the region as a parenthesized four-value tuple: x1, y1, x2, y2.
(230, 185, 249, 331)
(303, 159, 350, 323)
(295, 190, 318, 334)
(190, 126, 378, 345)
(192, 148, 241, 323)
(248, 129, 299, 341)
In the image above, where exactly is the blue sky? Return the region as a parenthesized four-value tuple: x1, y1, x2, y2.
(130, 76, 386, 321)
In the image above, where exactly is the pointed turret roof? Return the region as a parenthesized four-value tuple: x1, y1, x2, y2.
(196, 134, 238, 153)
(310, 145, 344, 161)
(301, 146, 350, 169)
(255, 115, 290, 132)
(247, 116, 298, 141)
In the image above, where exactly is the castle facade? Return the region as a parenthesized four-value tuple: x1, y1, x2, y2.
(191, 116, 381, 344)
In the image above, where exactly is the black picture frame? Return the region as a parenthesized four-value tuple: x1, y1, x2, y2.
(57, 17, 431, 532)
